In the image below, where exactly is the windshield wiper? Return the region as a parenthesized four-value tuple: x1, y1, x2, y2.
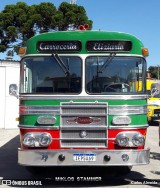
(98, 52, 116, 73)
(52, 53, 70, 76)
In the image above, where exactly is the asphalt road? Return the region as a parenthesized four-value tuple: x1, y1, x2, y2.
(0, 126, 160, 188)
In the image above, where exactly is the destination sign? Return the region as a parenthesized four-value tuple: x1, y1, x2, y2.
(86, 40, 132, 52)
(37, 41, 82, 52)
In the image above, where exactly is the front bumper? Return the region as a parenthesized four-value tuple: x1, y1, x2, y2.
(18, 148, 150, 166)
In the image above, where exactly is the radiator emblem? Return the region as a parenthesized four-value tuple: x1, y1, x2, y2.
(75, 117, 93, 124)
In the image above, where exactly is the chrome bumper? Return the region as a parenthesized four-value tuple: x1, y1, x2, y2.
(18, 148, 150, 166)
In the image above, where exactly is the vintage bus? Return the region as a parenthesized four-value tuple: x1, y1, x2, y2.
(17, 30, 150, 173)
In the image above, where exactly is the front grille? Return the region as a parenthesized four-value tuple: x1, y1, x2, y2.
(60, 102, 108, 148)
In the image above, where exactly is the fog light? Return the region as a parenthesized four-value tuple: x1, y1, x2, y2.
(132, 133, 145, 146)
(116, 133, 129, 147)
(23, 133, 35, 147)
(39, 133, 52, 147)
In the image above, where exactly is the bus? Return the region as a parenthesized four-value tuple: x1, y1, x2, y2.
(17, 30, 150, 174)
(147, 80, 160, 124)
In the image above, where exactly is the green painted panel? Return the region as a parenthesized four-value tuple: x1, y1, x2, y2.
(21, 99, 146, 106)
(26, 31, 144, 56)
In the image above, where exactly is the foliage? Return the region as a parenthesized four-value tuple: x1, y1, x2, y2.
(148, 66, 158, 79)
(0, 2, 93, 53)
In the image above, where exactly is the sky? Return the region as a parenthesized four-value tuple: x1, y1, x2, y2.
(0, 0, 160, 68)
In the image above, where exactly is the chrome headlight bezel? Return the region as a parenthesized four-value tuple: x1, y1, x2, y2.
(39, 133, 52, 147)
(23, 133, 36, 147)
(116, 133, 129, 147)
(115, 132, 145, 147)
(23, 132, 52, 147)
(132, 133, 145, 146)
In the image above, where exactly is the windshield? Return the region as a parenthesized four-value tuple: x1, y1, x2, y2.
(20, 56, 82, 94)
(86, 56, 146, 94)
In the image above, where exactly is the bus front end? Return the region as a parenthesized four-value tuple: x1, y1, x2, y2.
(18, 31, 150, 173)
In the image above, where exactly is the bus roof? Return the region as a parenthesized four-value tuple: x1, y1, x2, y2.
(25, 30, 145, 56)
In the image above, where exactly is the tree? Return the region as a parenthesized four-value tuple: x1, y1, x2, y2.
(148, 66, 158, 79)
(0, 2, 93, 54)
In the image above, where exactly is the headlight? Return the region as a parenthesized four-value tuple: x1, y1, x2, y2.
(132, 133, 145, 146)
(23, 132, 52, 147)
(116, 133, 129, 146)
(23, 133, 35, 147)
(39, 133, 52, 147)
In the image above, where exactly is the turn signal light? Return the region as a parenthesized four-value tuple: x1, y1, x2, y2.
(142, 48, 149, 57)
(18, 47, 26, 56)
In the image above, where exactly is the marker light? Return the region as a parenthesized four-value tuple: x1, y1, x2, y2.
(84, 24, 89, 30)
(18, 47, 26, 56)
(142, 48, 149, 57)
(78, 24, 89, 30)
(78, 25, 84, 30)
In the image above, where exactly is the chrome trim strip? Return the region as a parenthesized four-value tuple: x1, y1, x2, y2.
(19, 125, 148, 130)
(61, 126, 107, 130)
(109, 105, 147, 115)
(61, 138, 107, 141)
(19, 95, 148, 100)
(20, 106, 60, 115)
(109, 125, 149, 129)
(20, 104, 147, 115)
(18, 148, 150, 166)
(18, 125, 60, 130)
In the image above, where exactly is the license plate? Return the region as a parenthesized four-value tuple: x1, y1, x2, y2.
(73, 153, 96, 162)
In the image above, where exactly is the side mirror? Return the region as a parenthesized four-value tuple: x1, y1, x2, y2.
(9, 84, 19, 98)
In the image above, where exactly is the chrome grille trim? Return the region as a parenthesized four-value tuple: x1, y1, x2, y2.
(20, 95, 148, 100)
(60, 102, 108, 148)
(20, 106, 60, 115)
(61, 138, 107, 141)
(18, 125, 60, 130)
(109, 105, 147, 115)
(20, 104, 147, 115)
(61, 126, 107, 130)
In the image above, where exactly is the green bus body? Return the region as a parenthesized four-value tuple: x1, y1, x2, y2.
(18, 31, 150, 171)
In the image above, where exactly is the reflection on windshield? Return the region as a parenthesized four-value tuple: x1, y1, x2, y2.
(20, 56, 82, 94)
(86, 56, 145, 94)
